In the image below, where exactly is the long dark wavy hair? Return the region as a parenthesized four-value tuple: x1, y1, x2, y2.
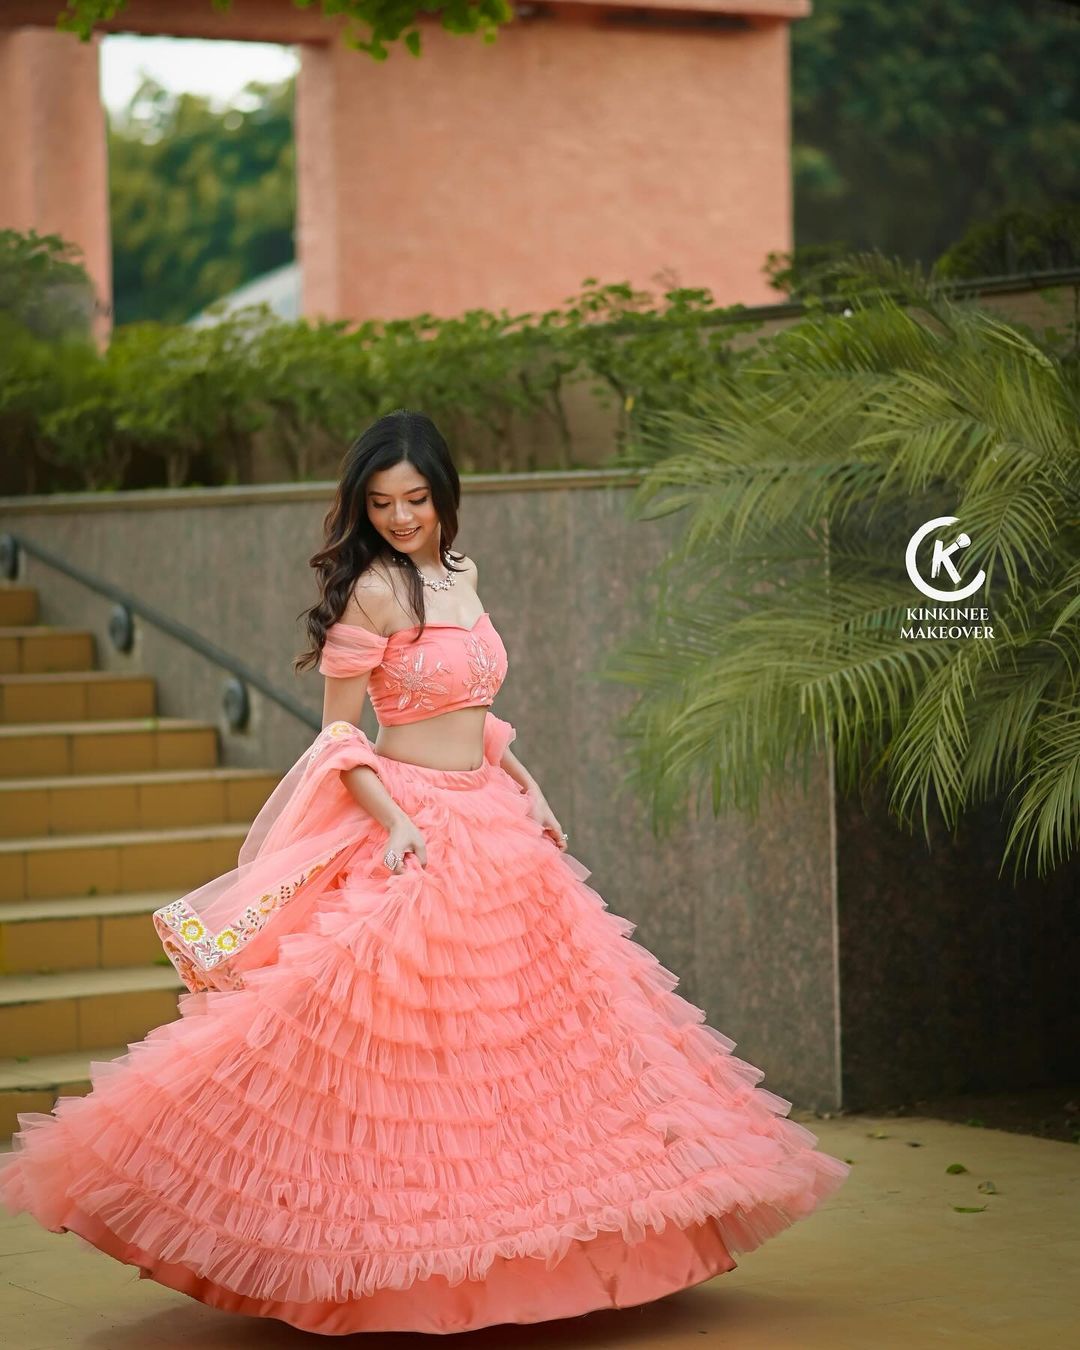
(294, 409, 467, 674)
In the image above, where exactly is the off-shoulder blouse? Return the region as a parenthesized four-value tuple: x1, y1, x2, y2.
(318, 613, 508, 727)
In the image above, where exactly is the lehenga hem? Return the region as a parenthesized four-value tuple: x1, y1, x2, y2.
(50, 1204, 742, 1335)
(0, 722, 851, 1334)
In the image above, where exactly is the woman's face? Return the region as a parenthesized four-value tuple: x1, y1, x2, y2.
(366, 462, 439, 557)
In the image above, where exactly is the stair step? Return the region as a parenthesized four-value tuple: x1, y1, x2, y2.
(0, 1045, 128, 1137)
(0, 821, 246, 903)
(0, 588, 39, 627)
(0, 965, 182, 1058)
(0, 891, 175, 975)
(0, 626, 95, 674)
(0, 765, 279, 838)
(0, 670, 156, 724)
(0, 717, 219, 779)
(0, 964, 182, 1004)
(0, 1043, 126, 1089)
(0, 891, 172, 920)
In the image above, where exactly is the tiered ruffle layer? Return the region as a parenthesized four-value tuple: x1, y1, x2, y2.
(0, 750, 849, 1335)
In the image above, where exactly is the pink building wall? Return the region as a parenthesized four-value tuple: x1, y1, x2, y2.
(0, 25, 112, 342)
(0, 1, 807, 331)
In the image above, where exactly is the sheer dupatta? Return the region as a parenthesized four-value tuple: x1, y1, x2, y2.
(152, 713, 518, 995)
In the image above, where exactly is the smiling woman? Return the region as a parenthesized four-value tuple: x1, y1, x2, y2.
(0, 408, 849, 1336)
(369, 464, 435, 547)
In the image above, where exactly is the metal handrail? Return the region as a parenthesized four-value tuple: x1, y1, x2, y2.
(2, 531, 320, 733)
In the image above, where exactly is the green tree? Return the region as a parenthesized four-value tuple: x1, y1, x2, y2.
(553, 279, 760, 459)
(792, 0, 1080, 263)
(0, 319, 67, 494)
(0, 228, 97, 340)
(246, 311, 378, 479)
(39, 345, 131, 490)
(109, 76, 295, 326)
(602, 263, 1080, 879)
(57, 0, 512, 61)
(108, 311, 268, 486)
(0, 230, 101, 493)
(936, 203, 1080, 280)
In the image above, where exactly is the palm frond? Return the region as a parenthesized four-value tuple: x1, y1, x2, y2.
(599, 275, 1080, 876)
(1001, 694, 1080, 878)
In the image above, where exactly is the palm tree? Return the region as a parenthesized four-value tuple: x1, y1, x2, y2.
(600, 260, 1080, 881)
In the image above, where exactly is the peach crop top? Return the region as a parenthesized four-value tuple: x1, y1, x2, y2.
(318, 612, 508, 727)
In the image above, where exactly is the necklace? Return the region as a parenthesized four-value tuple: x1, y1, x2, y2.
(391, 551, 456, 592)
(419, 567, 456, 593)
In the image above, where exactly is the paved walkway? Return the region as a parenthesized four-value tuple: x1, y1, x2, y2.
(1, 1114, 1077, 1348)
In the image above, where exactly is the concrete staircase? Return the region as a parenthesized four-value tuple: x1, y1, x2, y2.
(0, 585, 281, 1137)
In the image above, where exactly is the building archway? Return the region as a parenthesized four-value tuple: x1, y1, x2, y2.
(1, 0, 807, 339)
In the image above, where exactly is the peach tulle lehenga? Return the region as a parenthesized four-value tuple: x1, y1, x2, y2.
(0, 609, 849, 1336)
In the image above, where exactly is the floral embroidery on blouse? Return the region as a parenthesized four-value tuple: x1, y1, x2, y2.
(380, 648, 451, 713)
(463, 634, 504, 703)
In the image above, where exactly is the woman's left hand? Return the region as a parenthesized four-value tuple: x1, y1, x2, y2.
(525, 786, 568, 851)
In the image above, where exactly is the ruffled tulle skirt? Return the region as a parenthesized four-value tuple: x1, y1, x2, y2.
(0, 749, 849, 1335)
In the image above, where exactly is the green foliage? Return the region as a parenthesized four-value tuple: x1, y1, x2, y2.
(0, 317, 69, 494)
(763, 243, 855, 300)
(107, 313, 270, 486)
(598, 264, 1080, 879)
(0, 231, 104, 493)
(360, 306, 546, 471)
(550, 280, 761, 461)
(56, 0, 513, 61)
(792, 0, 1080, 263)
(0, 229, 97, 340)
(109, 77, 295, 326)
(250, 314, 373, 479)
(0, 232, 760, 490)
(38, 339, 130, 489)
(936, 204, 1080, 281)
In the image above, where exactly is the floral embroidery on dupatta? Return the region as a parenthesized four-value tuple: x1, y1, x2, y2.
(154, 720, 372, 992)
(154, 853, 337, 992)
(306, 718, 361, 763)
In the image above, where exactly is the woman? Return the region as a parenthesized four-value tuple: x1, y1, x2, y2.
(0, 410, 849, 1336)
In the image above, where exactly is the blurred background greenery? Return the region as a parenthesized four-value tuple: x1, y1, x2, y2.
(2, 0, 1077, 496)
(93, 0, 1080, 326)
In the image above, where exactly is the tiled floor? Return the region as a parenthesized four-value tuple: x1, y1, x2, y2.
(1, 1113, 1077, 1348)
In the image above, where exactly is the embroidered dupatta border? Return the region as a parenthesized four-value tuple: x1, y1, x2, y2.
(152, 846, 345, 993)
(151, 716, 518, 994)
(152, 721, 371, 994)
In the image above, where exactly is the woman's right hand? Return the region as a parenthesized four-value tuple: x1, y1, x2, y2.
(381, 816, 428, 874)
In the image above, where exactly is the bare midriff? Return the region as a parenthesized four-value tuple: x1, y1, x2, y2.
(374, 705, 490, 772)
